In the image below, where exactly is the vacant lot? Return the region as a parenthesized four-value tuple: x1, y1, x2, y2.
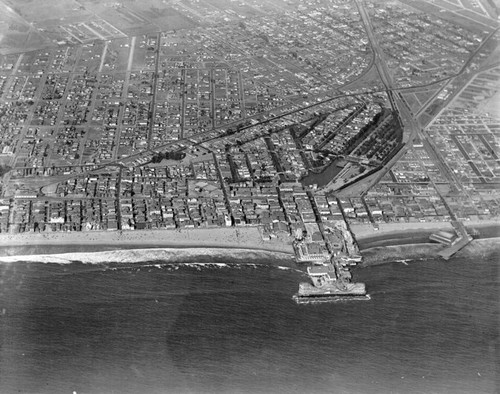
(3, 0, 92, 23)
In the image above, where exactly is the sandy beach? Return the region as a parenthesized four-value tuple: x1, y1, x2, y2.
(350, 221, 455, 240)
(0, 227, 294, 257)
(350, 219, 500, 250)
(359, 237, 500, 267)
(1, 219, 498, 263)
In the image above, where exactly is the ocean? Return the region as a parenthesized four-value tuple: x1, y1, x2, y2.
(0, 245, 498, 394)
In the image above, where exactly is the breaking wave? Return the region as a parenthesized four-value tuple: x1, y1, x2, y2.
(0, 247, 294, 266)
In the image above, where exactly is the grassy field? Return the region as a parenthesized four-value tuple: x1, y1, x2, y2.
(79, 0, 196, 37)
(399, 0, 495, 35)
(2, 0, 90, 23)
(128, 1, 197, 31)
(0, 2, 53, 54)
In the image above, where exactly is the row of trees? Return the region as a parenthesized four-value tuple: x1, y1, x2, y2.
(150, 151, 186, 163)
(343, 109, 389, 156)
(0, 165, 11, 177)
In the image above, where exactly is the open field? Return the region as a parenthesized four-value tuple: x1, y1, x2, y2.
(2, 0, 89, 23)
(399, 0, 497, 35)
(479, 89, 500, 114)
(0, 2, 53, 54)
(79, 1, 196, 36)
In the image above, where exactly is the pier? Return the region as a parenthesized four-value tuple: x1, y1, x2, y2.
(292, 193, 368, 303)
(436, 221, 473, 260)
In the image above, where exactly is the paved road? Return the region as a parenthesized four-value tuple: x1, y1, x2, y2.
(349, 0, 421, 194)
(354, 0, 420, 141)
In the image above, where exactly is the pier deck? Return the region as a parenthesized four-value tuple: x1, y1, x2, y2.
(437, 236, 473, 260)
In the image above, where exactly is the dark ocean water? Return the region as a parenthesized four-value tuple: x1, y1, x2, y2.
(0, 250, 498, 394)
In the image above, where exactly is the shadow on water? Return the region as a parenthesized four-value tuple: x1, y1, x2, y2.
(1, 251, 498, 394)
(301, 158, 345, 187)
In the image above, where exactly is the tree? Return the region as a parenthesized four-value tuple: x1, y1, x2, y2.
(151, 151, 186, 163)
(0, 165, 11, 177)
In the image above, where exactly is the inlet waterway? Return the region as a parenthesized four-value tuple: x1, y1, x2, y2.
(302, 158, 345, 187)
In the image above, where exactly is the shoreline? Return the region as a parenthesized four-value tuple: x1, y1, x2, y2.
(2, 237, 497, 273)
(351, 219, 500, 250)
(0, 227, 294, 257)
(358, 237, 500, 268)
(0, 220, 498, 267)
(0, 246, 297, 266)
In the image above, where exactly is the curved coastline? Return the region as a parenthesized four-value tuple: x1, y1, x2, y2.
(358, 238, 500, 268)
(355, 222, 497, 246)
(353, 220, 500, 264)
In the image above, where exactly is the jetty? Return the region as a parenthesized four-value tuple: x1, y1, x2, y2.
(435, 221, 473, 260)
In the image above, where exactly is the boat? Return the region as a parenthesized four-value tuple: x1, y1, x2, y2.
(293, 263, 370, 304)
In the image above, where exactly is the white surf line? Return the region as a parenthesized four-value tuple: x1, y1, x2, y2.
(0, 246, 294, 264)
(277, 266, 306, 274)
(98, 40, 109, 73)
